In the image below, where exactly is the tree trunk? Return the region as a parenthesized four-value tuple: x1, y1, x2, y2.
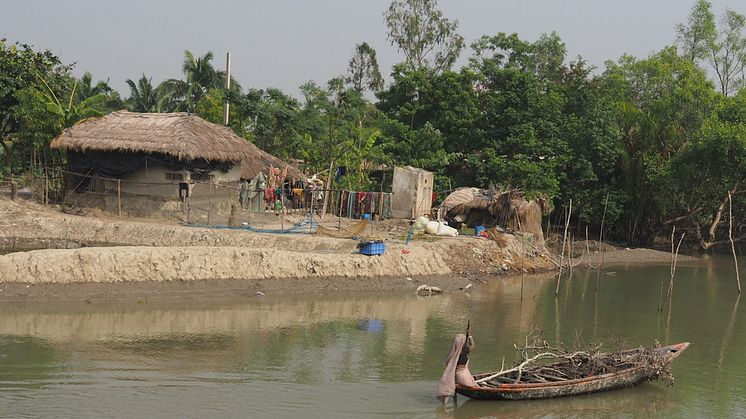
(0, 139, 12, 178)
(694, 185, 740, 251)
(320, 159, 334, 220)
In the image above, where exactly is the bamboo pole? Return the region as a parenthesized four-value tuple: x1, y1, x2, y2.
(585, 226, 592, 267)
(117, 179, 122, 217)
(521, 234, 525, 302)
(44, 168, 49, 205)
(728, 191, 742, 294)
(595, 193, 609, 292)
(207, 183, 213, 225)
(666, 227, 685, 306)
(556, 199, 572, 295)
(224, 51, 231, 125)
(568, 233, 574, 277)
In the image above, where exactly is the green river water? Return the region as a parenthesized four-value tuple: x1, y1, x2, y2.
(0, 253, 744, 418)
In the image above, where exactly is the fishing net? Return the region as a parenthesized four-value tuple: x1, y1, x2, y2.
(316, 220, 369, 239)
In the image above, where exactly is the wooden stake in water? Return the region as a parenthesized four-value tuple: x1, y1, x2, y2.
(556, 199, 572, 295)
(728, 191, 742, 294)
(595, 193, 609, 292)
(521, 234, 525, 302)
(665, 227, 685, 308)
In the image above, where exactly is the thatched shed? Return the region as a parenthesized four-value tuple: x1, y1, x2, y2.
(438, 187, 549, 250)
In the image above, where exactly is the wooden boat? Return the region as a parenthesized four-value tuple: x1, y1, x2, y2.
(456, 342, 689, 401)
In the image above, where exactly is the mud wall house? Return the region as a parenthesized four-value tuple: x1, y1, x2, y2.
(51, 111, 257, 223)
(391, 166, 433, 219)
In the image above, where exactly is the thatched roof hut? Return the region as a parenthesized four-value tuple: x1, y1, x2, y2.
(438, 187, 549, 250)
(52, 110, 302, 180)
(51, 110, 251, 163)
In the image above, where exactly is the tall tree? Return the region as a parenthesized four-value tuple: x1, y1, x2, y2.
(346, 42, 384, 93)
(676, 0, 717, 63)
(384, 0, 464, 72)
(710, 9, 746, 96)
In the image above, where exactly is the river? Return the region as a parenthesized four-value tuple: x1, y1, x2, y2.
(0, 253, 744, 418)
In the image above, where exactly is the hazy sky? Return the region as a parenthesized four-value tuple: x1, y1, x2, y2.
(2, 1, 743, 98)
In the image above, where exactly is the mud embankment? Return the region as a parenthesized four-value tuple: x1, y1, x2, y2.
(0, 245, 451, 284)
(0, 198, 555, 290)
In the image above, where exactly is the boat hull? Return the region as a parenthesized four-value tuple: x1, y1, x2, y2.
(456, 342, 689, 401)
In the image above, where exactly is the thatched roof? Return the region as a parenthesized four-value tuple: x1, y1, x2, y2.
(437, 187, 482, 219)
(51, 110, 252, 163)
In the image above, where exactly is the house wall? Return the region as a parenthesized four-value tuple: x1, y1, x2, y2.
(391, 166, 433, 219)
(65, 159, 242, 224)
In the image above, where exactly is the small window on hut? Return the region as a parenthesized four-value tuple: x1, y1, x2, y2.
(191, 172, 214, 182)
(165, 172, 184, 181)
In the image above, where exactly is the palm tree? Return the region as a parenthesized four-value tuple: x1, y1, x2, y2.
(166, 50, 241, 112)
(124, 74, 175, 112)
(77, 71, 123, 111)
(77, 72, 111, 101)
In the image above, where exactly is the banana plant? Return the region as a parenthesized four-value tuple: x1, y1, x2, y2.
(36, 72, 106, 132)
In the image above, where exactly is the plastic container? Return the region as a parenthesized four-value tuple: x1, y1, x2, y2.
(361, 213, 371, 220)
(415, 216, 429, 232)
(360, 242, 385, 255)
(436, 222, 458, 237)
(425, 221, 440, 235)
(475, 225, 485, 236)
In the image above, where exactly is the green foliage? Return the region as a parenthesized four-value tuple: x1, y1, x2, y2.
(36, 75, 107, 132)
(602, 47, 717, 242)
(0, 40, 73, 177)
(673, 103, 746, 216)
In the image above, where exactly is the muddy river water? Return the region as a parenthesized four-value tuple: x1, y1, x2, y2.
(1, 253, 744, 418)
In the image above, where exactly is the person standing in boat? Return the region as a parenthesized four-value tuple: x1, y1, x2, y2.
(437, 328, 479, 403)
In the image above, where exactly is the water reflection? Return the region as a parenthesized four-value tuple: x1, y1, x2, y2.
(0, 254, 745, 418)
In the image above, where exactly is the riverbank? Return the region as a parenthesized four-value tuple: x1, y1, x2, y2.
(0, 197, 698, 302)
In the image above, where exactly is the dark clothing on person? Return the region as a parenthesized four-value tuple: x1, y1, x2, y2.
(457, 344, 470, 365)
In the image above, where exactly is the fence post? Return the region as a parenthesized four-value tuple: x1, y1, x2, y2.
(207, 183, 213, 225)
(11, 181, 18, 201)
(44, 170, 49, 205)
(117, 179, 122, 217)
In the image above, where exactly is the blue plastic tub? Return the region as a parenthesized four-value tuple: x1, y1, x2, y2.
(475, 225, 485, 236)
(361, 213, 372, 220)
(360, 242, 385, 256)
